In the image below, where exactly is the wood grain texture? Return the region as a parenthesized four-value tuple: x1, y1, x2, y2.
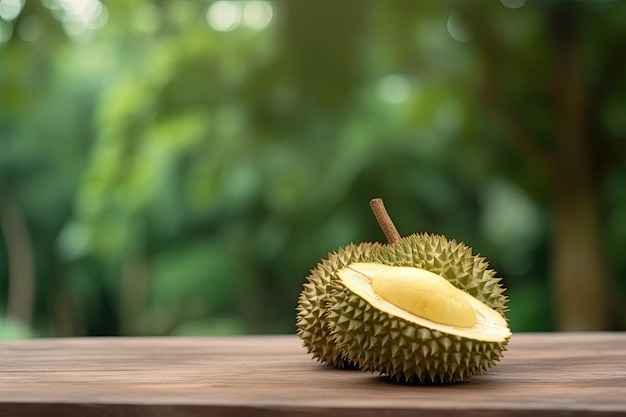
(0, 333, 624, 416)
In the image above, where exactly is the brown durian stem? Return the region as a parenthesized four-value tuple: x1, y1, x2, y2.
(369, 198, 401, 244)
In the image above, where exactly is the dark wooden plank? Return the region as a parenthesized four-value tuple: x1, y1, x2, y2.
(0, 333, 624, 416)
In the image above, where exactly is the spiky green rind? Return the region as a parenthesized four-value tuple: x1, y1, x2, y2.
(296, 242, 382, 368)
(375, 233, 509, 315)
(327, 285, 509, 384)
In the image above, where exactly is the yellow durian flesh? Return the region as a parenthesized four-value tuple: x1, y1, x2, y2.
(371, 266, 477, 328)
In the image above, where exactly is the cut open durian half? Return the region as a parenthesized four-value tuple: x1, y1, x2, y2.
(327, 262, 511, 384)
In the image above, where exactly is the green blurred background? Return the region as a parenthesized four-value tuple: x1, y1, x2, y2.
(0, 0, 625, 339)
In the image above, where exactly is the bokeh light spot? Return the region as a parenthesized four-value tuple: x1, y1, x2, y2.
(377, 74, 414, 104)
(481, 178, 542, 249)
(500, 0, 527, 9)
(242, 1, 273, 30)
(447, 13, 470, 42)
(43, 0, 108, 39)
(206, 1, 241, 32)
(0, 0, 24, 21)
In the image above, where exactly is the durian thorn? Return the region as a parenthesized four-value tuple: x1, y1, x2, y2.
(369, 198, 401, 244)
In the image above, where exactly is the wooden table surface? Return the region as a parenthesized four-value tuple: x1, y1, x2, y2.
(0, 333, 624, 416)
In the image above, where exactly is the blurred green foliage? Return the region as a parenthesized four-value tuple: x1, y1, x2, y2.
(0, 0, 625, 338)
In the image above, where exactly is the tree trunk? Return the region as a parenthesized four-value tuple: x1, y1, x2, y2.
(552, 171, 610, 330)
(551, 4, 610, 330)
(1, 200, 36, 327)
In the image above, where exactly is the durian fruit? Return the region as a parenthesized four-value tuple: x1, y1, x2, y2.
(296, 198, 511, 383)
(295, 242, 382, 367)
